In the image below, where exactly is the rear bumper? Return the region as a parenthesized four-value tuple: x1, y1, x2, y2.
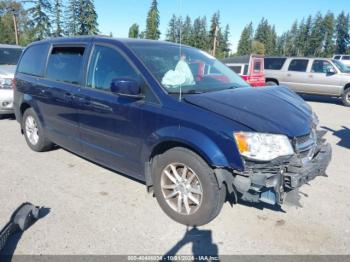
(0, 90, 14, 114)
(215, 137, 332, 206)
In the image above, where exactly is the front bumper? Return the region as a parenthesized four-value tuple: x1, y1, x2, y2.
(216, 133, 332, 206)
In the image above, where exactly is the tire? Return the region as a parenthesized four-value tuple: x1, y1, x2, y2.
(152, 147, 226, 226)
(342, 88, 350, 107)
(22, 108, 54, 152)
(266, 81, 278, 86)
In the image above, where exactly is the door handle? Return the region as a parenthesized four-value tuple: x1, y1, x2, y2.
(287, 74, 292, 77)
(63, 92, 74, 101)
(309, 75, 313, 78)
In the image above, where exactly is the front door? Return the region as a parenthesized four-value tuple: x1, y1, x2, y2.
(306, 60, 342, 95)
(78, 44, 146, 178)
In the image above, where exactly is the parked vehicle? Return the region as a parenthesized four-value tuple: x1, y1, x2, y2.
(222, 55, 265, 87)
(0, 44, 23, 118)
(14, 37, 332, 226)
(264, 56, 350, 106)
(332, 54, 350, 68)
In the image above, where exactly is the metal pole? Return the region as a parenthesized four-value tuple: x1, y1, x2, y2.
(12, 11, 19, 45)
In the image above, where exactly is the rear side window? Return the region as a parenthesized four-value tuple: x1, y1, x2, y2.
(334, 56, 341, 60)
(46, 46, 85, 84)
(264, 58, 286, 70)
(18, 44, 49, 76)
(253, 61, 262, 72)
(229, 65, 243, 74)
(288, 59, 309, 72)
(342, 56, 350, 60)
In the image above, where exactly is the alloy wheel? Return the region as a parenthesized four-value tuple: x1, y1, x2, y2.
(160, 163, 203, 215)
(25, 116, 39, 145)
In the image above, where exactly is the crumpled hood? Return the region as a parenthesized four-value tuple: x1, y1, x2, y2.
(184, 86, 313, 138)
(0, 65, 16, 78)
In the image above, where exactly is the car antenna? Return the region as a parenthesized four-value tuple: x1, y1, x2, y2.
(178, 0, 183, 102)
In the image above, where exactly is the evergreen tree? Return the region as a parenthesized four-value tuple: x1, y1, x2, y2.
(276, 33, 287, 55)
(254, 18, 275, 55)
(192, 16, 209, 51)
(285, 21, 299, 56)
(166, 14, 177, 42)
(309, 12, 325, 56)
(53, 0, 64, 37)
(128, 23, 139, 38)
(219, 24, 231, 58)
(27, 0, 52, 40)
(323, 12, 335, 57)
(145, 0, 160, 40)
(65, 0, 79, 36)
(335, 11, 350, 54)
(78, 0, 99, 35)
(181, 15, 193, 46)
(237, 22, 253, 55)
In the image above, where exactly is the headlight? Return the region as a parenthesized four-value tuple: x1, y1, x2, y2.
(0, 77, 13, 89)
(234, 132, 294, 161)
(312, 111, 319, 128)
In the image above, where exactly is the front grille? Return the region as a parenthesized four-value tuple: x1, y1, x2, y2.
(294, 130, 318, 164)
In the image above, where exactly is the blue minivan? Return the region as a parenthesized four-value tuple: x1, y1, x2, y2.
(14, 37, 332, 226)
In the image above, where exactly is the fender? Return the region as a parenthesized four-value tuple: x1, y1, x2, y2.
(141, 126, 244, 187)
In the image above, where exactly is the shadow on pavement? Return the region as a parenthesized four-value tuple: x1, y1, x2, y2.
(0, 114, 15, 120)
(300, 94, 343, 105)
(322, 126, 350, 150)
(162, 227, 219, 261)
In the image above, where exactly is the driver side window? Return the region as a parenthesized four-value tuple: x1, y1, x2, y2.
(311, 60, 335, 74)
(87, 45, 139, 91)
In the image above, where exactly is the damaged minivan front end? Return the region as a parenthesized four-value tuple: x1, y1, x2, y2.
(216, 125, 332, 206)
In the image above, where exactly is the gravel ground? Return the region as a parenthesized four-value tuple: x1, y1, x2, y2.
(0, 95, 349, 256)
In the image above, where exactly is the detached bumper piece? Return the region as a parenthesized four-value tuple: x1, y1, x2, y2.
(217, 131, 332, 206)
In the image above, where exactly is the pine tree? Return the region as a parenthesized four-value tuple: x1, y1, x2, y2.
(237, 23, 253, 55)
(209, 11, 221, 55)
(276, 33, 287, 55)
(192, 16, 209, 51)
(65, 0, 79, 36)
(27, 0, 52, 40)
(78, 0, 99, 35)
(181, 16, 193, 46)
(309, 12, 325, 56)
(219, 24, 231, 58)
(254, 18, 275, 55)
(145, 0, 160, 40)
(53, 0, 64, 37)
(166, 14, 177, 42)
(128, 23, 139, 38)
(285, 21, 299, 56)
(335, 11, 350, 54)
(323, 12, 335, 57)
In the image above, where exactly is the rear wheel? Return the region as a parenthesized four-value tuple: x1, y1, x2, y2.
(266, 81, 278, 86)
(22, 108, 54, 152)
(152, 147, 226, 226)
(342, 88, 350, 107)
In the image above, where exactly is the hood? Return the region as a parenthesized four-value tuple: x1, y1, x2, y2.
(0, 65, 16, 78)
(184, 86, 313, 138)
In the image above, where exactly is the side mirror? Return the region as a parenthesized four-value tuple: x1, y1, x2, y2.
(326, 67, 336, 75)
(110, 78, 144, 99)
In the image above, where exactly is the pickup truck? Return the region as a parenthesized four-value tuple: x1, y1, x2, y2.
(264, 57, 350, 106)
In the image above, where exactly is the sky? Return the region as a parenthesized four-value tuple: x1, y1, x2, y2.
(95, 0, 349, 52)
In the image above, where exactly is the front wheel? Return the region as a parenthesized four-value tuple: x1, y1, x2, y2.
(342, 88, 350, 107)
(22, 108, 54, 152)
(152, 147, 226, 226)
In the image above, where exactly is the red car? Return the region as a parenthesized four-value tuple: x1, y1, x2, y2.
(222, 55, 265, 87)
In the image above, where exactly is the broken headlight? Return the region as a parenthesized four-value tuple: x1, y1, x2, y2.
(234, 132, 294, 161)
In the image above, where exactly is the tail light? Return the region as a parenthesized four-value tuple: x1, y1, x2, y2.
(12, 78, 16, 90)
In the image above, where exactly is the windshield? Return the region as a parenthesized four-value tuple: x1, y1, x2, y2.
(333, 59, 350, 73)
(129, 43, 250, 94)
(0, 48, 23, 65)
